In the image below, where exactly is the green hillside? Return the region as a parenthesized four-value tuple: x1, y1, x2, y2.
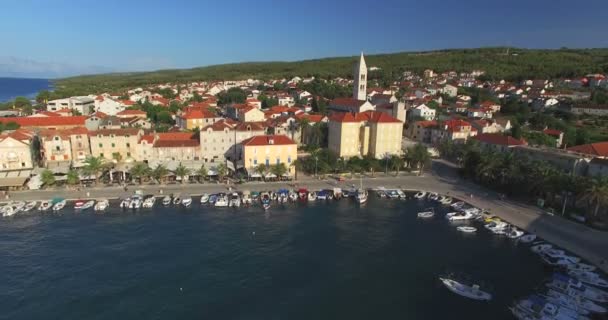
(53, 47, 608, 96)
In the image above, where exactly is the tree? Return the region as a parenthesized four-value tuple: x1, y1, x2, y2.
(389, 155, 404, 175)
(130, 162, 151, 185)
(218, 88, 247, 105)
(216, 163, 228, 181)
(582, 178, 608, 217)
(66, 169, 79, 186)
(13, 96, 31, 109)
(196, 165, 208, 183)
(255, 163, 268, 178)
(270, 163, 288, 179)
(152, 164, 169, 184)
(41, 169, 55, 187)
(82, 156, 104, 185)
(36, 90, 51, 104)
(406, 144, 431, 175)
(291, 159, 302, 180)
(174, 163, 191, 184)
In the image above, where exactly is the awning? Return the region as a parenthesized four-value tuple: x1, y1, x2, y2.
(248, 172, 262, 178)
(0, 177, 28, 187)
(264, 173, 277, 178)
(47, 162, 70, 174)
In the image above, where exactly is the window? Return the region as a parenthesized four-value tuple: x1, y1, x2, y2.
(288, 156, 291, 163)
(99, 143, 103, 147)
(127, 152, 131, 157)
(54, 136, 59, 141)
(265, 159, 269, 166)
(126, 143, 130, 148)
(276, 158, 280, 165)
(21, 162, 26, 167)
(55, 146, 60, 151)
(111, 143, 115, 148)
(253, 159, 257, 165)
(100, 153, 104, 158)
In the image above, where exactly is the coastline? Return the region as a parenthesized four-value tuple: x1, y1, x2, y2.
(5, 171, 608, 274)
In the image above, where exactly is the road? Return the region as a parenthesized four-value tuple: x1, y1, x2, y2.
(6, 161, 608, 273)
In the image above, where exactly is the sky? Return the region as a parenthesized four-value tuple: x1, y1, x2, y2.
(1, 0, 608, 78)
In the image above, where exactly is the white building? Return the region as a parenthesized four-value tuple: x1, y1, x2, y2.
(47, 97, 95, 115)
(95, 97, 125, 116)
(411, 104, 436, 120)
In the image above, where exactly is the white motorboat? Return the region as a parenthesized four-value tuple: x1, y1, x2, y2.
(541, 254, 577, 268)
(23, 201, 37, 212)
(457, 226, 477, 233)
(94, 199, 109, 211)
(38, 200, 52, 211)
(74, 200, 86, 210)
(130, 195, 142, 209)
(397, 189, 406, 199)
(288, 191, 298, 202)
(414, 191, 427, 199)
(162, 196, 172, 206)
(513, 295, 590, 320)
(242, 191, 253, 205)
(519, 234, 537, 244)
(446, 211, 475, 221)
(567, 263, 596, 273)
(428, 192, 439, 201)
(417, 209, 434, 219)
(546, 289, 606, 314)
(505, 228, 525, 239)
(542, 291, 591, 316)
(547, 274, 608, 303)
(307, 191, 317, 201)
(214, 193, 228, 207)
(120, 197, 131, 209)
(569, 270, 608, 288)
(182, 195, 193, 207)
(355, 189, 368, 204)
(13, 201, 25, 213)
(172, 194, 181, 205)
(450, 201, 465, 210)
(270, 192, 278, 201)
(439, 277, 492, 301)
(544, 249, 581, 264)
(1, 205, 15, 217)
(439, 196, 453, 205)
(261, 194, 271, 210)
(484, 221, 510, 234)
(52, 199, 67, 212)
(200, 193, 210, 204)
(142, 196, 156, 208)
(228, 193, 241, 208)
(81, 200, 95, 210)
(385, 189, 400, 199)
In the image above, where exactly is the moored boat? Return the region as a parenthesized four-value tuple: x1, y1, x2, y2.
(94, 199, 109, 211)
(519, 234, 537, 244)
(181, 194, 193, 207)
(52, 199, 66, 212)
(200, 193, 210, 204)
(162, 195, 172, 206)
(414, 191, 427, 199)
(307, 191, 317, 201)
(23, 201, 37, 212)
(38, 200, 52, 211)
(142, 196, 156, 208)
(457, 226, 477, 233)
(417, 208, 434, 219)
(439, 277, 492, 301)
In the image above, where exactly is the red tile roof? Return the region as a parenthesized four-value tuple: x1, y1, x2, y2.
(153, 132, 199, 148)
(140, 134, 155, 144)
(296, 113, 326, 123)
(567, 141, 608, 157)
(0, 116, 87, 128)
(241, 135, 296, 146)
(91, 111, 108, 118)
(36, 111, 62, 117)
(117, 109, 146, 116)
(89, 128, 140, 137)
(39, 127, 89, 139)
(442, 119, 472, 133)
(474, 133, 526, 146)
(181, 108, 217, 119)
(361, 111, 402, 123)
(543, 129, 563, 137)
(414, 120, 438, 128)
(330, 98, 367, 108)
(329, 112, 361, 123)
(0, 128, 35, 142)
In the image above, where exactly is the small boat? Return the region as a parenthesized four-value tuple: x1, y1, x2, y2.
(307, 191, 317, 201)
(439, 277, 492, 301)
(172, 194, 181, 205)
(1, 205, 15, 217)
(397, 189, 407, 199)
(23, 201, 37, 212)
(162, 196, 172, 206)
(484, 221, 510, 233)
(505, 228, 525, 239)
(428, 193, 439, 201)
(270, 192, 278, 201)
(414, 191, 427, 199)
(52, 199, 67, 212)
(142, 196, 156, 208)
(288, 190, 298, 202)
(13, 201, 25, 213)
(182, 195, 193, 207)
(457, 226, 477, 233)
(208, 194, 218, 205)
(567, 263, 596, 273)
(512, 295, 589, 320)
(546, 289, 606, 314)
(81, 200, 95, 210)
(386, 189, 399, 199)
(215, 193, 228, 207)
(541, 254, 577, 268)
(261, 194, 271, 210)
(242, 191, 252, 205)
(450, 201, 465, 210)
(250, 192, 259, 202)
(317, 190, 328, 200)
(439, 196, 453, 205)
(547, 273, 608, 303)
(228, 193, 241, 208)
(569, 270, 608, 288)
(446, 211, 476, 221)
(94, 199, 109, 211)
(531, 243, 553, 254)
(120, 197, 131, 209)
(417, 208, 434, 219)
(74, 201, 86, 210)
(200, 193, 210, 204)
(298, 189, 308, 201)
(130, 195, 142, 209)
(519, 234, 537, 244)
(38, 200, 52, 211)
(277, 189, 289, 203)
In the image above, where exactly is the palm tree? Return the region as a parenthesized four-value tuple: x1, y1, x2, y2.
(82, 156, 104, 185)
(66, 169, 79, 186)
(389, 155, 404, 176)
(129, 162, 151, 185)
(270, 163, 288, 179)
(407, 144, 431, 176)
(152, 164, 169, 184)
(196, 165, 208, 183)
(174, 163, 191, 184)
(216, 163, 228, 181)
(255, 163, 268, 179)
(290, 159, 301, 180)
(41, 169, 55, 187)
(582, 178, 608, 217)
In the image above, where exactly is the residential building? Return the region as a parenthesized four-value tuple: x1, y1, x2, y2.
(200, 120, 265, 163)
(406, 120, 437, 143)
(176, 108, 222, 130)
(470, 119, 504, 134)
(47, 96, 95, 115)
(441, 84, 458, 97)
(0, 116, 88, 130)
(238, 106, 265, 122)
(241, 135, 297, 176)
(514, 146, 588, 176)
(411, 104, 436, 120)
(153, 132, 201, 161)
(570, 105, 608, 116)
(0, 129, 34, 172)
(116, 109, 147, 119)
(329, 98, 375, 113)
(95, 97, 124, 116)
(542, 129, 564, 148)
(588, 158, 608, 177)
(89, 128, 142, 162)
(431, 119, 477, 144)
(567, 141, 608, 158)
(39, 127, 90, 167)
(473, 133, 526, 153)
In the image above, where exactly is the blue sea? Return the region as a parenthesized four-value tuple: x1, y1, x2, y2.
(0, 77, 53, 102)
(0, 196, 551, 319)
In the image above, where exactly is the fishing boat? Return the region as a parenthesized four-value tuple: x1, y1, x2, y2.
(39, 200, 52, 211)
(546, 289, 606, 314)
(417, 208, 434, 219)
(386, 189, 400, 199)
(505, 228, 525, 239)
(214, 193, 228, 207)
(13, 201, 25, 214)
(484, 221, 510, 234)
(181, 194, 192, 207)
(142, 196, 156, 208)
(261, 193, 271, 210)
(270, 192, 278, 201)
(439, 277, 492, 301)
(333, 188, 343, 200)
(172, 194, 181, 205)
(457, 226, 477, 233)
(162, 195, 172, 206)
(1, 204, 15, 217)
(130, 195, 142, 209)
(397, 189, 407, 199)
(228, 193, 241, 208)
(307, 191, 317, 201)
(568, 270, 608, 288)
(277, 189, 289, 203)
(52, 199, 66, 212)
(23, 201, 37, 212)
(414, 191, 427, 199)
(531, 243, 553, 254)
(519, 234, 537, 244)
(376, 188, 387, 198)
(512, 295, 590, 320)
(250, 191, 260, 202)
(547, 273, 608, 303)
(355, 177, 368, 204)
(200, 193, 210, 204)
(94, 199, 109, 211)
(120, 197, 131, 209)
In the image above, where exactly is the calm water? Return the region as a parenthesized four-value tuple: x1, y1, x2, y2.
(0, 197, 547, 320)
(0, 78, 52, 102)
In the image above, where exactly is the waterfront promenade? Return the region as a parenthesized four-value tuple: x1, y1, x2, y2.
(6, 162, 608, 273)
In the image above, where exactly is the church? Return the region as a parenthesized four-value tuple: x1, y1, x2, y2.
(328, 53, 406, 123)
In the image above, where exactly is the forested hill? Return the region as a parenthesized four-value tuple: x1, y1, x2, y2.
(54, 47, 608, 96)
